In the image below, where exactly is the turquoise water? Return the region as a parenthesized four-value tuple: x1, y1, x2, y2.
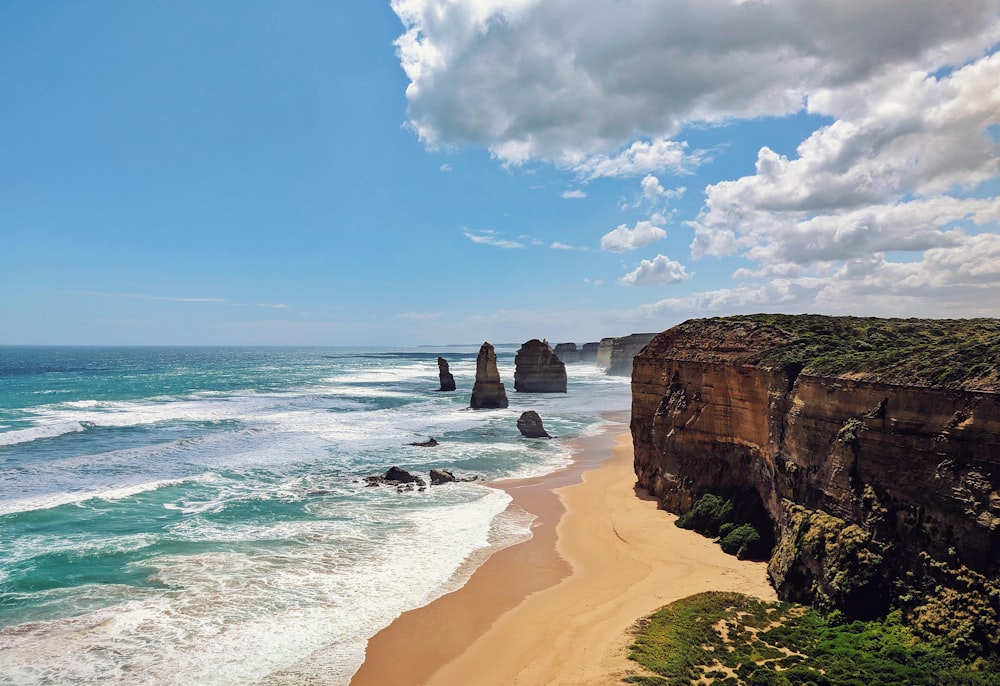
(0, 346, 629, 684)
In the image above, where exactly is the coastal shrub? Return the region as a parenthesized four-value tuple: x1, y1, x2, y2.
(627, 592, 1000, 686)
(675, 493, 733, 536)
(720, 523, 762, 557)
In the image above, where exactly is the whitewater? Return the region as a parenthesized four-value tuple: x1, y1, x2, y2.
(0, 346, 630, 684)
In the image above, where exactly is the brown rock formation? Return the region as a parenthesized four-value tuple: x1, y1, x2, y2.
(553, 342, 580, 363)
(514, 339, 567, 393)
(517, 410, 551, 438)
(606, 333, 657, 376)
(580, 342, 600, 363)
(596, 337, 615, 371)
(470, 342, 509, 409)
(631, 315, 1000, 648)
(437, 357, 456, 392)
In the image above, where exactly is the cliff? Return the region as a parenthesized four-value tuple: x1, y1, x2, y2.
(580, 342, 600, 363)
(470, 342, 509, 409)
(553, 342, 580, 363)
(596, 337, 615, 371)
(514, 339, 567, 393)
(606, 333, 657, 376)
(631, 314, 1000, 651)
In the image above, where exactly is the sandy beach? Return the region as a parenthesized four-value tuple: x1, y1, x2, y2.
(351, 418, 776, 686)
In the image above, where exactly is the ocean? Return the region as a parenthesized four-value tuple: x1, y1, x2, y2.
(0, 346, 630, 684)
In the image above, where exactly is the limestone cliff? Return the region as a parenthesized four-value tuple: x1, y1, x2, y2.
(553, 342, 580, 363)
(580, 342, 600, 363)
(470, 342, 509, 409)
(596, 337, 615, 371)
(631, 315, 1000, 650)
(514, 339, 567, 393)
(607, 333, 657, 376)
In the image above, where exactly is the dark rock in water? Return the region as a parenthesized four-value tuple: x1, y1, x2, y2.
(409, 437, 439, 447)
(367, 466, 427, 488)
(514, 339, 567, 393)
(553, 342, 580, 363)
(517, 410, 551, 438)
(429, 468, 458, 485)
(437, 357, 456, 392)
(470, 342, 509, 409)
(580, 342, 600, 363)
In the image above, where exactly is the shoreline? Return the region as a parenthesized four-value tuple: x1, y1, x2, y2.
(350, 415, 777, 685)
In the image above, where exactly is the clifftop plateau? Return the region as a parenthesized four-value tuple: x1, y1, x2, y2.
(632, 314, 1000, 653)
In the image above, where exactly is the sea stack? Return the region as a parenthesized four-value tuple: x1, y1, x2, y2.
(470, 342, 509, 409)
(580, 342, 600, 363)
(553, 342, 580, 363)
(437, 356, 456, 392)
(517, 411, 550, 438)
(514, 339, 567, 393)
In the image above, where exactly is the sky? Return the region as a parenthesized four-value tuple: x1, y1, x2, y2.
(1, 1, 998, 346)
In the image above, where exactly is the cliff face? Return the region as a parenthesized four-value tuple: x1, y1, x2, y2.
(607, 333, 657, 376)
(632, 315, 1000, 648)
(553, 342, 580, 364)
(514, 339, 567, 393)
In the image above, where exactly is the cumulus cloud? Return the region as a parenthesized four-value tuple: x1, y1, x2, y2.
(600, 220, 667, 253)
(618, 254, 692, 286)
(462, 228, 525, 248)
(392, 0, 998, 170)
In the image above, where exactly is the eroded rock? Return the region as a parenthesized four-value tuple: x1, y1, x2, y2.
(470, 342, 509, 409)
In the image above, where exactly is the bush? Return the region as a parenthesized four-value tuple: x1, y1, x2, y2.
(721, 523, 762, 557)
(675, 493, 734, 537)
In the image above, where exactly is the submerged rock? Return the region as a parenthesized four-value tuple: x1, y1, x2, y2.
(470, 342, 509, 409)
(514, 339, 567, 393)
(437, 357, 456, 392)
(517, 410, 551, 438)
(408, 437, 439, 447)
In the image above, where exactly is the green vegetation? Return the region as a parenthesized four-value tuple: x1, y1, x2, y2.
(718, 314, 1000, 390)
(676, 494, 771, 560)
(626, 592, 1000, 686)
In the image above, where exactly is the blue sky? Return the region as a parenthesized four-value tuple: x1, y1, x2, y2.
(2, 1, 998, 346)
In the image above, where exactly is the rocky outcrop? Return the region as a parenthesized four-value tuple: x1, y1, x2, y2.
(514, 339, 567, 393)
(631, 315, 1000, 650)
(606, 333, 657, 376)
(596, 337, 615, 371)
(580, 342, 600, 363)
(553, 342, 580, 363)
(470, 342, 509, 409)
(365, 466, 428, 492)
(437, 357, 456, 392)
(408, 437, 438, 447)
(517, 411, 550, 438)
(429, 468, 457, 485)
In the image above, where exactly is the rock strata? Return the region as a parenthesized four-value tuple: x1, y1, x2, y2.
(437, 357, 456, 392)
(631, 314, 1000, 650)
(470, 342, 509, 409)
(596, 337, 615, 371)
(517, 410, 550, 438)
(553, 342, 580, 363)
(514, 339, 567, 393)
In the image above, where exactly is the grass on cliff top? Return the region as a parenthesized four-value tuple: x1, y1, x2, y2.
(626, 592, 1000, 686)
(715, 314, 1000, 390)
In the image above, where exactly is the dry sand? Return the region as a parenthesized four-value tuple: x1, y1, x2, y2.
(351, 422, 776, 686)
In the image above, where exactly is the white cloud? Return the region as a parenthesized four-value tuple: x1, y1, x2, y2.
(562, 189, 587, 199)
(572, 137, 704, 179)
(392, 0, 998, 170)
(462, 228, 525, 248)
(257, 303, 290, 309)
(600, 220, 667, 253)
(439, 163, 453, 172)
(551, 241, 589, 251)
(618, 254, 692, 286)
(583, 277, 604, 286)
